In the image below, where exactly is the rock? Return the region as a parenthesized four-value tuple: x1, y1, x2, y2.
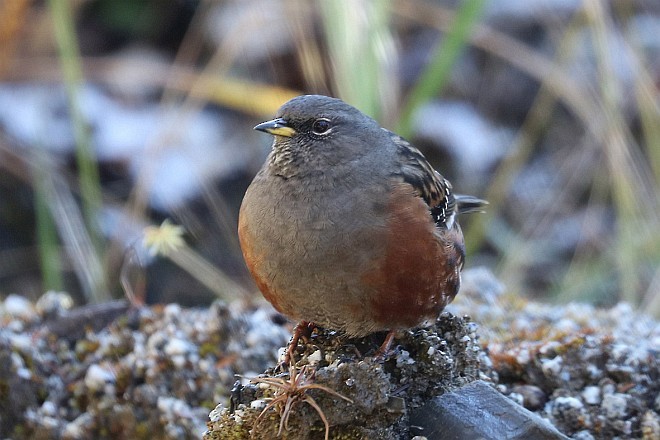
(641, 410, 660, 440)
(581, 386, 601, 405)
(601, 393, 629, 419)
(2, 294, 37, 322)
(43, 300, 130, 340)
(204, 313, 487, 439)
(549, 396, 591, 432)
(511, 384, 547, 411)
(409, 380, 569, 440)
(35, 291, 73, 318)
(84, 363, 116, 393)
(0, 346, 41, 438)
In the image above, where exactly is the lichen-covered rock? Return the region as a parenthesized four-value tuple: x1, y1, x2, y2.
(0, 299, 290, 440)
(2, 268, 658, 439)
(204, 313, 488, 439)
(454, 270, 660, 439)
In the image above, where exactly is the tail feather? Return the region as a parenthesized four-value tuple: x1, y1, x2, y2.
(455, 194, 488, 215)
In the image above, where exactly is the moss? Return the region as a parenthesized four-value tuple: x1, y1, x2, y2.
(134, 421, 151, 440)
(204, 313, 485, 439)
(75, 339, 100, 361)
(203, 405, 257, 440)
(199, 341, 219, 358)
(199, 399, 218, 410)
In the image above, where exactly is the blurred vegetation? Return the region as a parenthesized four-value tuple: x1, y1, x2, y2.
(49, 0, 107, 301)
(0, 0, 658, 315)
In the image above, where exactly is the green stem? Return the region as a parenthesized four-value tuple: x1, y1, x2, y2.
(48, 0, 107, 301)
(48, 0, 103, 250)
(396, 0, 485, 137)
(35, 159, 64, 292)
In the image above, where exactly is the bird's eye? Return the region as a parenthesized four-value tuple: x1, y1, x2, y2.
(312, 118, 331, 135)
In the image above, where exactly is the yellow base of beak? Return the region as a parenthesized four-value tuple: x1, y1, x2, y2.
(254, 118, 297, 137)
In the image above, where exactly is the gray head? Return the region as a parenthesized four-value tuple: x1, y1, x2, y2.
(254, 95, 386, 177)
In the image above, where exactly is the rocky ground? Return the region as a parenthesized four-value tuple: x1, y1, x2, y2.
(453, 268, 660, 440)
(0, 3, 658, 439)
(1, 268, 658, 439)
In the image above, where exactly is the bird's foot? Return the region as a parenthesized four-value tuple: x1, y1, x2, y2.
(373, 329, 397, 362)
(282, 321, 316, 366)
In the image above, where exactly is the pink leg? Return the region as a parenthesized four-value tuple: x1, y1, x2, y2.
(374, 329, 397, 360)
(284, 321, 316, 364)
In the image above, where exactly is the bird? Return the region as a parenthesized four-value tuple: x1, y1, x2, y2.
(238, 95, 485, 359)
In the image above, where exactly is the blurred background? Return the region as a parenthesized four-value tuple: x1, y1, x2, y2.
(0, 0, 658, 315)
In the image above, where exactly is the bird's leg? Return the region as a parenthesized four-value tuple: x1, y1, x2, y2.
(284, 321, 316, 365)
(374, 329, 398, 361)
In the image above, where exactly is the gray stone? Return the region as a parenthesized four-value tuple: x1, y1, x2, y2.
(409, 381, 569, 440)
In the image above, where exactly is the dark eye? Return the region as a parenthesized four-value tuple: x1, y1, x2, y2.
(312, 118, 331, 135)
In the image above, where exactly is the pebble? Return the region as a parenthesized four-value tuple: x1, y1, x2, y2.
(581, 386, 601, 405)
(508, 392, 524, 406)
(3, 294, 37, 321)
(35, 291, 73, 317)
(164, 337, 194, 356)
(84, 364, 116, 392)
(601, 393, 628, 419)
(511, 384, 547, 411)
(571, 430, 595, 440)
(541, 355, 563, 377)
(395, 350, 415, 367)
(553, 396, 584, 411)
(641, 410, 660, 439)
(2, 269, 658, 439)
(250, 399, 266, 410)
(307, 349, 322, 364)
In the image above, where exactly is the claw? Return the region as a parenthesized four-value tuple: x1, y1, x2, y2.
(283, 321, 316, 365)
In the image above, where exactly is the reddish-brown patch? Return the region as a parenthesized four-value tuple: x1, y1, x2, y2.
(362, 183, 463, 329)
(238, 207, 285, 314)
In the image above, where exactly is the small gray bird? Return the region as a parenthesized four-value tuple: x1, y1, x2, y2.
(239, 95, 485, 356)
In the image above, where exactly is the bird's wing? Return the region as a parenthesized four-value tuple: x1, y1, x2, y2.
(385, 129, 456, 229)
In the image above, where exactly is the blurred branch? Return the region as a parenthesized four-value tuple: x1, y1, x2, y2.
(35, 157, 109, 302)
(585, 0, 660, 304)
(393, 0, 598, 136)
(4, 55, 300, 118)
(143, 220, 251, 300)
(642, 267, 660, 317)
(462, 7, 586, 257)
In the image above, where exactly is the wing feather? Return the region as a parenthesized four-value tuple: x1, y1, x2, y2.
(385, 129, 456, 228)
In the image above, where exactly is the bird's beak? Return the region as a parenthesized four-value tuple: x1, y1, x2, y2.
(254, 118, 296, 138)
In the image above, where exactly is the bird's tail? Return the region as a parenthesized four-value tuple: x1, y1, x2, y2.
(455, 194, 488, 215)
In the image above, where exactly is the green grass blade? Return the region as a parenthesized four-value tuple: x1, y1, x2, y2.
(396, 0, 486, 137)
(320, 0, 394, 120)
(34, 156, 64, 292)
(48, 0, 104, 251)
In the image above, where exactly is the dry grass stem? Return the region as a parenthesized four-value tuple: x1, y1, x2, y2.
(250, 364, 353, 440)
